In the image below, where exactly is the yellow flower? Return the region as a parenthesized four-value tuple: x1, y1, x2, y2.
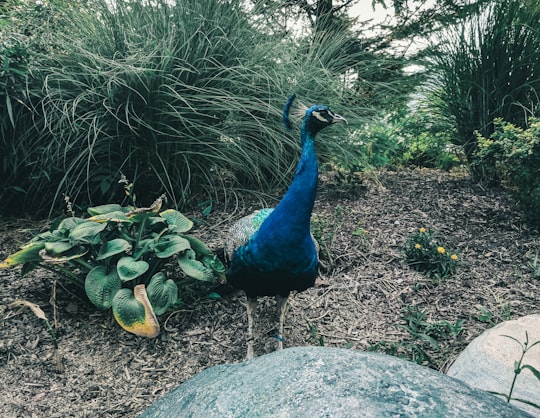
(414, 243, 421, 249)
(451, 254, 459, 261)
(437, 246, 445, 254)
(419, 227, 427, 233)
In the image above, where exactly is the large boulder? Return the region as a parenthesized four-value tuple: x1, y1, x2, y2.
(141, 346, 531, 417)
(448, 314, 540, 417)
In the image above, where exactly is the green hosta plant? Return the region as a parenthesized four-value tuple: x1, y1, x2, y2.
(0, 197, 225, 337)
(404, 227, 460, 280)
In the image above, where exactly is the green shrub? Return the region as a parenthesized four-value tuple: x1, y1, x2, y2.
(426, 0, 540, 178)
(0, 38, 32, 203)
(0, 41, 28, 132)
(397, 132, 461, 171)
(0, 0, 369, 215)
(14, 0, 295, 213)
(352, 107, 462, 172)
(0, 192, 225, 337)
(336, 119, 409, 173)
(391, 107, 462, 170)
(404, 227, 460, 280)
(475, 118, 540, 227)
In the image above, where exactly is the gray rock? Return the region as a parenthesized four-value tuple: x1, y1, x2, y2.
(141, 346, 532, 418)
(448, 314, 540, 417)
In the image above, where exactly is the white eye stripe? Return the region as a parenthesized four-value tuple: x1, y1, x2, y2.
(312, 110, 330, 122)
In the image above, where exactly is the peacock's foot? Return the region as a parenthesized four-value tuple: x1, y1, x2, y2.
(276, 334, 284, 350)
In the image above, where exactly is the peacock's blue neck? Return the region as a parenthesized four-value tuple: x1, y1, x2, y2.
(278, 132, 318, 220)
(258, 128, 318, 236)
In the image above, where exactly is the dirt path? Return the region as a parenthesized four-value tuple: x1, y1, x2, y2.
(1, 168, 539, 417)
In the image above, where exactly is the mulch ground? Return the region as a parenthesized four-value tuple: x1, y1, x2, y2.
(1, 168, 539, 417)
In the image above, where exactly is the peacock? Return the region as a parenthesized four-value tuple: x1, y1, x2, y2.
(224, 95, 347, 359)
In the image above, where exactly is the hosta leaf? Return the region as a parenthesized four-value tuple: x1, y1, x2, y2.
(44, 241, 77, 256)
(42, 242, 88, 262)
(160, 209, 193, 233)
(69, 221, 107, 242)
(88, 211, 131, 223)
(153, 235, 191, 258)
(55, 217, 86, 235)
(149, 216, 167, 227)
(96, 239, 132, 260)
(201, 201, 213, 216)
(117, 256, 149, 282)
(128, 212, 151, 224)
(133, 238, 154, 260)
(202, 254, 226, 275)
(43, 250, 88, 263)
(87, 204, 124, 216)
(0, 242, 45, 268)
(182, 235, 213, 256)
(21, 262, 40, 276)
(33, 231, 55, 242)
(112, 285, 160, 337)
(85, 266, 121, 310)
(147, 273, 178, 316)
(178, 250, 214, 282)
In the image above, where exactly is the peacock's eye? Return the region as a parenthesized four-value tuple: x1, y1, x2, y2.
(312, 108, 332, 123)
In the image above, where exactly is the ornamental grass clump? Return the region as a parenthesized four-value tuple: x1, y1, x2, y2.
(404, 227, 459, 280)
(0, 191, 225, 338)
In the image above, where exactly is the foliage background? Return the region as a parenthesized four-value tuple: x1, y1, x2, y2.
(0, 0, 414, 216)
(1, 0, 540, 228)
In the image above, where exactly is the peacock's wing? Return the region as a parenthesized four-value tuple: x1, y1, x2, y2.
(310, 232, 320, 262)
(224, 208, 274, 264)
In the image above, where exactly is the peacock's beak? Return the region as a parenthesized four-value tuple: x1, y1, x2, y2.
(332, 114, 348, 125)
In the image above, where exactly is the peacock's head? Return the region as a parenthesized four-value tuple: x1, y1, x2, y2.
(304, 104, 347, 135)
(283, 94, 347, 136)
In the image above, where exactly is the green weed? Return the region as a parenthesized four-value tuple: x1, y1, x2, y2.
(476, 305, 511, 326)
(489, 332, 540, 411)
(369, 305, 466, 367)
(528, 252, 540, 279)
(306, 321, 325, 346)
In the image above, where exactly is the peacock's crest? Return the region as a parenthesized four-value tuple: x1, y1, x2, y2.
(283, 94, 308, 130)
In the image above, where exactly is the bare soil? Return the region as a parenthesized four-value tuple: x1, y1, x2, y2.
(1, 168, 539, 417)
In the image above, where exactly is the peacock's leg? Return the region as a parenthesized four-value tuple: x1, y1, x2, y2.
(246, 296, 257, 360)
(275, 294, 289, 350)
